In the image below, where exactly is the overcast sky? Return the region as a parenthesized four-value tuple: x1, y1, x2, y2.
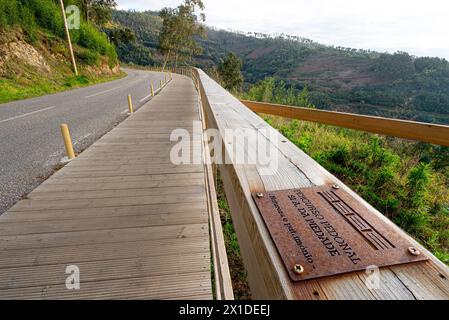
(116, 0, 449, 59)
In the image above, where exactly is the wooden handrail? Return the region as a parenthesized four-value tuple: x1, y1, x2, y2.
(241, 100, 449, 146)
(195, 70, 449, 299)
(194, 70, 234, 300)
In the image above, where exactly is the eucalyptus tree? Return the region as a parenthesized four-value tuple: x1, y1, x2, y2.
(77, 0, 117, 25)
(158, 0, 206, 70)
(217, 52, 243, 92)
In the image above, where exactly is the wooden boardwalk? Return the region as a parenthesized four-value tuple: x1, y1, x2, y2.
(0, 74, 212, 299)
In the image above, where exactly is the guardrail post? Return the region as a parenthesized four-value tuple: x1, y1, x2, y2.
(127, 94, 133, 114)
(60, 124, 75, 160)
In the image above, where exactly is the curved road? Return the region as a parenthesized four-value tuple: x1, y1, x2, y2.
(0, 68, 165, 214)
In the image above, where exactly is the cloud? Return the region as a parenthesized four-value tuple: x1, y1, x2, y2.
(116, 0, 449, 59)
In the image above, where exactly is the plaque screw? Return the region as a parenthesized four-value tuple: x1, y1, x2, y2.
(256, 193, 264, 198)
(408, 247, 421, 256)
(332, 184, 340, 190)
(292, 264, 304, 275)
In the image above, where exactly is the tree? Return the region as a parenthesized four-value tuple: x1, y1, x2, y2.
(78, 0, 117, 26)
(158, 0, 205, 70)
(217, 52, 243, 92)
(107, 26, 136, 46)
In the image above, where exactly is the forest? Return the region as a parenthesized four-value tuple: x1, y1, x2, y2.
(112, 9, 449, 125)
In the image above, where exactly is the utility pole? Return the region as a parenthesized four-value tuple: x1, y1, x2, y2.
(59, 0, 78, 76)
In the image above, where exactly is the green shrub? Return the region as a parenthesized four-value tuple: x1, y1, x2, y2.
(72, 22, 117, 66)
(105, 44, 118, 67)
(77, 23, 108, 54)
(407, 163, 431, 208)
(64, 75, 90, 87)
(0, 0, 118, 67)
(20, 6, 37, 42)
(27, 0, 64, 37)
(0, 1, 18, 26)
(75, 49, 99, 65)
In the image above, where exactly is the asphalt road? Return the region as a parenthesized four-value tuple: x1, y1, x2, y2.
(0, 68, 165, 214)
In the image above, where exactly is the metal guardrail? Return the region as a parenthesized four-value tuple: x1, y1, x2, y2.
(241, 100, 449, 146)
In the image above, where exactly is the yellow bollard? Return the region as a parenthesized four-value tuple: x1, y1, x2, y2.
(160, 79, 163, 89)
(60, 124, 75, 160)
(151, 83, 154, 97)
(127, 94, 133, 114)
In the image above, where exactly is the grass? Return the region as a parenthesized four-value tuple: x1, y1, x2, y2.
(0, 70, 125, 104)
(264, 115, 449, 265)
(216, 171, 251, 300)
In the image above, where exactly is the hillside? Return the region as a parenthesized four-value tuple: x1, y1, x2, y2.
(112, 9, 449, 125)
(0, 0, 122, 103)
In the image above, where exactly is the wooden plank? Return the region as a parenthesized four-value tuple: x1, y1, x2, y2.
(241, 100, 449, 146)
(33, 178, 205, 193)
(0, 237, 209, 268)
(10, 193, 206, 211)
(28, 185, 205, 200)
(0, 253, 209, 290)
(0, 212, 207, 236)
(49, 167, 204, 179)
(0, 203, 207, 223)
(61, 164, 204, 172)
(0, 223, 208, 250)
(199, 92, 234, 300)
(0, 272, 212, 300)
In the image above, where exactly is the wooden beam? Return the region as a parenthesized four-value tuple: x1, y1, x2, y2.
(241, 100, 449, 146)
(196, 73, 234, 300)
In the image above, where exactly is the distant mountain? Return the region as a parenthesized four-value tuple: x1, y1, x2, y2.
(111, 10, 449, 125)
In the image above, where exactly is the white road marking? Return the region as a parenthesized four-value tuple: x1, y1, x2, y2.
(128, 79, 144, 86)
(86, 79, 143, 98)
(85, 87, 119, 98)
(120, 109, 128, 114)
(0, 106, 56, 124)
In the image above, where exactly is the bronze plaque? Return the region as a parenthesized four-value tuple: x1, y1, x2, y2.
(253, 185, 428, 281)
